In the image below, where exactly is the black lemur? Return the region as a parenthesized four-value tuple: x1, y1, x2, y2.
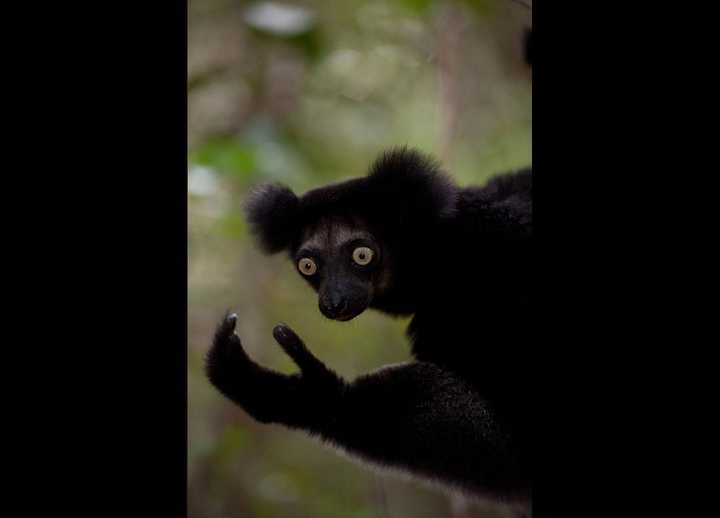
(206, 147, 533, 505)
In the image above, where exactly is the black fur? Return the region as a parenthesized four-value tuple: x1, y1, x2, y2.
(244, 148, 456, 255)
(244, 183, 299, 253)
(207, 147, 533, 506)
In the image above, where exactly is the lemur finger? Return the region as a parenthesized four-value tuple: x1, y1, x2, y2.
(272, 324, 326, 375)
(209, 312, 249, 364)
(219, 312, 238, 334)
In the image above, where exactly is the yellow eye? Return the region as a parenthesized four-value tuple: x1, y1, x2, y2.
(298, 257, 317, 276)
(352, 246, 374, 266)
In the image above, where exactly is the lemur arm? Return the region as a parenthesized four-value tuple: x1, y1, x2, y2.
(206, 314, 527, 499)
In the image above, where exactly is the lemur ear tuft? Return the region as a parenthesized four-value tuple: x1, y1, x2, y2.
(368, 146, 457, 223)
(243, 183, 299, 253)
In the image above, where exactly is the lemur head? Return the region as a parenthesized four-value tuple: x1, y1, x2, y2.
(243, 147, 457, 321)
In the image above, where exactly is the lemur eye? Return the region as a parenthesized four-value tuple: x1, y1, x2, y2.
(298, 258, 317, 276)
(352, 247, 374, 266)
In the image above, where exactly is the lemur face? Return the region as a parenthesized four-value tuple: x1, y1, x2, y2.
(292, 215, 389, 321)
(243, 149, 457, 320)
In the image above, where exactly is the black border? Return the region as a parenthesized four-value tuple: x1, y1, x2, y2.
(21, 2, 190, 515)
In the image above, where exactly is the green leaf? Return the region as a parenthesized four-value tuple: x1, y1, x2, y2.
(189, 138, 257, 178)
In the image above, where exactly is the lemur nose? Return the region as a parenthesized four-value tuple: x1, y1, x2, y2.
(319, 297, 347, 319)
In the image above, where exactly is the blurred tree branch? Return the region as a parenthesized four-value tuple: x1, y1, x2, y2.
(508, 0, 532, 9)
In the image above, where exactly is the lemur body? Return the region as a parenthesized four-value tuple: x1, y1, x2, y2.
(207, 148, 532, 505)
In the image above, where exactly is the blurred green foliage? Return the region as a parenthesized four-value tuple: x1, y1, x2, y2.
(188, 1, 530, 517)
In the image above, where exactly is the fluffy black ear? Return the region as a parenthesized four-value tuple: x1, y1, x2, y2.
(243, 183, 299, 253)
(368, 147, 457, 225)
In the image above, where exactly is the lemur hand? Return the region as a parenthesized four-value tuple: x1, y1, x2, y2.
(206, 313, 345, 427)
